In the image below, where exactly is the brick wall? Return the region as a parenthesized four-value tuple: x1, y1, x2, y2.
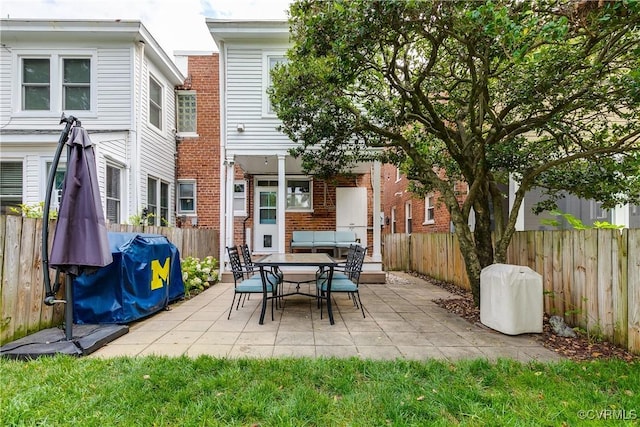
(175, 54, 220, 230)
(381, 163, 467, 234)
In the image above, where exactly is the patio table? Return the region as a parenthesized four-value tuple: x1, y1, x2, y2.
(254, 253, 338, 325)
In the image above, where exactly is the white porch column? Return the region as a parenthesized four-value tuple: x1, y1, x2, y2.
(224, 156, 236, 252)
(277, 154, 286, 253)
(372, 161, 382, 262)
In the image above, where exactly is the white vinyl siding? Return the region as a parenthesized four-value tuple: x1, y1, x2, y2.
(225, 47, 292, 149)
(3, 47, 132, 130)
(139, 59, 176, 225)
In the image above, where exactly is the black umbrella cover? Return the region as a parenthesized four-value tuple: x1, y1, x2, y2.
(50, 126, 112, 275)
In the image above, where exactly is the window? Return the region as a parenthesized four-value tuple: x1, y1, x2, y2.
(178, 180, 195, 214)
(233, 181, 247, 216)
(149, 76, 163, 130)
(176, 91, 197, 135)
(424, 194, 435, 224)
(45, 161, 66, 211)
(22, 58, 50, 110)
(63, 58, 90, 110)
(405, 202, 413, 234)
(391, 207, 397, 234)
(148, 177, 170, 225)
(0, 161, 23, 214)
(147, 177, 158, 224)
(18, 53, 94, 113)
(160, 182, 169, 225)
(591, 201, 608, 220)
(286, 178, 311, 210)
(396, 167, 402, 182)
(262, 53, 287, 116)
(106, 165, 122, 224)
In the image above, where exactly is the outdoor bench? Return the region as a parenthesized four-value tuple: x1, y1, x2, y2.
(290, 230, 360, 257)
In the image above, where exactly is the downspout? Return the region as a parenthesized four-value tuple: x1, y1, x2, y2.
(219, 42, 228, 272)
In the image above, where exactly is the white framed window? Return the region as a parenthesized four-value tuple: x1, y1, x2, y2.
(233, 180, 247, 216)
(424, 194, 435, 224)
(62, 58, 91, 110)
(177, 180, 196, 214)
(149, 75, 163, 130)
(147, 176, 158, 225)
(176, 90, 197, 136)
(396, 167, 402, 182)
(590, 201, 608, 220)
(106, 164, 122, 224)
(286, 178, 312, 211)
(262, 52, 287, 116)
(16, 51, 95, 114)
(405, 202, 413, 234)
(160, 182, 169, 226)
(45, 161, 66, 212)
(0, 161, 23, 214)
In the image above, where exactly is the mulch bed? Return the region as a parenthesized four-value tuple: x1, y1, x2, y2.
(408, 272, 639, 363)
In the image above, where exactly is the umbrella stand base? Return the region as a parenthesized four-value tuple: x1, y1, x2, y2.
(0, 324, 129, 360)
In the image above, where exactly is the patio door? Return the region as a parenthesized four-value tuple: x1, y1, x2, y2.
(254, 179, 279, 253)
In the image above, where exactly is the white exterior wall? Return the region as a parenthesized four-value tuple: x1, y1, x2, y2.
(0, 44, 133, 130)
(225, 45, 292, 151)
(138, 58, 178, 225)
(0, 20, 183, 225)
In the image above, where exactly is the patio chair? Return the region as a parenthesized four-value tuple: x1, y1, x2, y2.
(332, 244, 357, 280)
(226, 246, 280, 320)
(316, 245, 367, 318)
(239, 243, 256, 278)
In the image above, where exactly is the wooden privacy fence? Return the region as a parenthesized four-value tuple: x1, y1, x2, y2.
(383, 230, 640, 354)
(0, 215, 219, 345)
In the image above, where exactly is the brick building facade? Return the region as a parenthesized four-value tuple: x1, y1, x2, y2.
(175, 53, 220, 230)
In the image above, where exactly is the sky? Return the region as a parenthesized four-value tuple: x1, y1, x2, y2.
(1, 0, 292, 55)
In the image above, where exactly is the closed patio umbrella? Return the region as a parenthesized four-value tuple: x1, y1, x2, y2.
(50, 125, 112, 274)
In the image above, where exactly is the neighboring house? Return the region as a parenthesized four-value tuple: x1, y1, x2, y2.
(206, 20, 383, 272)
(381, 163, 463, 235)
(380, 160, 639, 235)
(0, 19, 184, 226)
(173, 51, 221, 230)
(511, 185, 640, 230)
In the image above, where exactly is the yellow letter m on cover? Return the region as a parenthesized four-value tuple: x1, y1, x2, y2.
(151, 257, 170, 290)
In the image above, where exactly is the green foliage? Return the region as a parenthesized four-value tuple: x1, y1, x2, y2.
(540, 209, 624, 230)
(1, 356, 638, 426)
(181, 256, 219, 297)
(128, 208, 155, 226)
(272, 0, 640, 304)
(8, 202, 58, 220)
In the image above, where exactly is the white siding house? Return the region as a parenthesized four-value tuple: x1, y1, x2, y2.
(0, 19, 184, 226)
(207, 20, 383, 274)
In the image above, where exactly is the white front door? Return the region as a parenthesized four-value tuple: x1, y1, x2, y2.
(336, 187, 368, 248)
(254, 179, 279, 253)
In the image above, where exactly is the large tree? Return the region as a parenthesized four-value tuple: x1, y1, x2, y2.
(270, 0, 640, 305)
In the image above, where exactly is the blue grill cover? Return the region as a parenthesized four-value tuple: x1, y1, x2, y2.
(73, 232, 184, 324)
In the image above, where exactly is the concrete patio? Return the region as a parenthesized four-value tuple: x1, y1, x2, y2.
(90, 272, 562, 362)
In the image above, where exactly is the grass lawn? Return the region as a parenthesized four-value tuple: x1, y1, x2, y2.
(1, 355, 638, 426)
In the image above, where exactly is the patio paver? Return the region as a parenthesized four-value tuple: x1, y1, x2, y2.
(89, 272, 563, 363)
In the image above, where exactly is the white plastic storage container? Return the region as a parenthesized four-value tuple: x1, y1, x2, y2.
(480, 263, 543, 335)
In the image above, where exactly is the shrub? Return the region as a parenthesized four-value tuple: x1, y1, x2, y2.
(181, 256, 219, 297)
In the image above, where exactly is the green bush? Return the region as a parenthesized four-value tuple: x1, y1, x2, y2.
(181, 256, 219, 297)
